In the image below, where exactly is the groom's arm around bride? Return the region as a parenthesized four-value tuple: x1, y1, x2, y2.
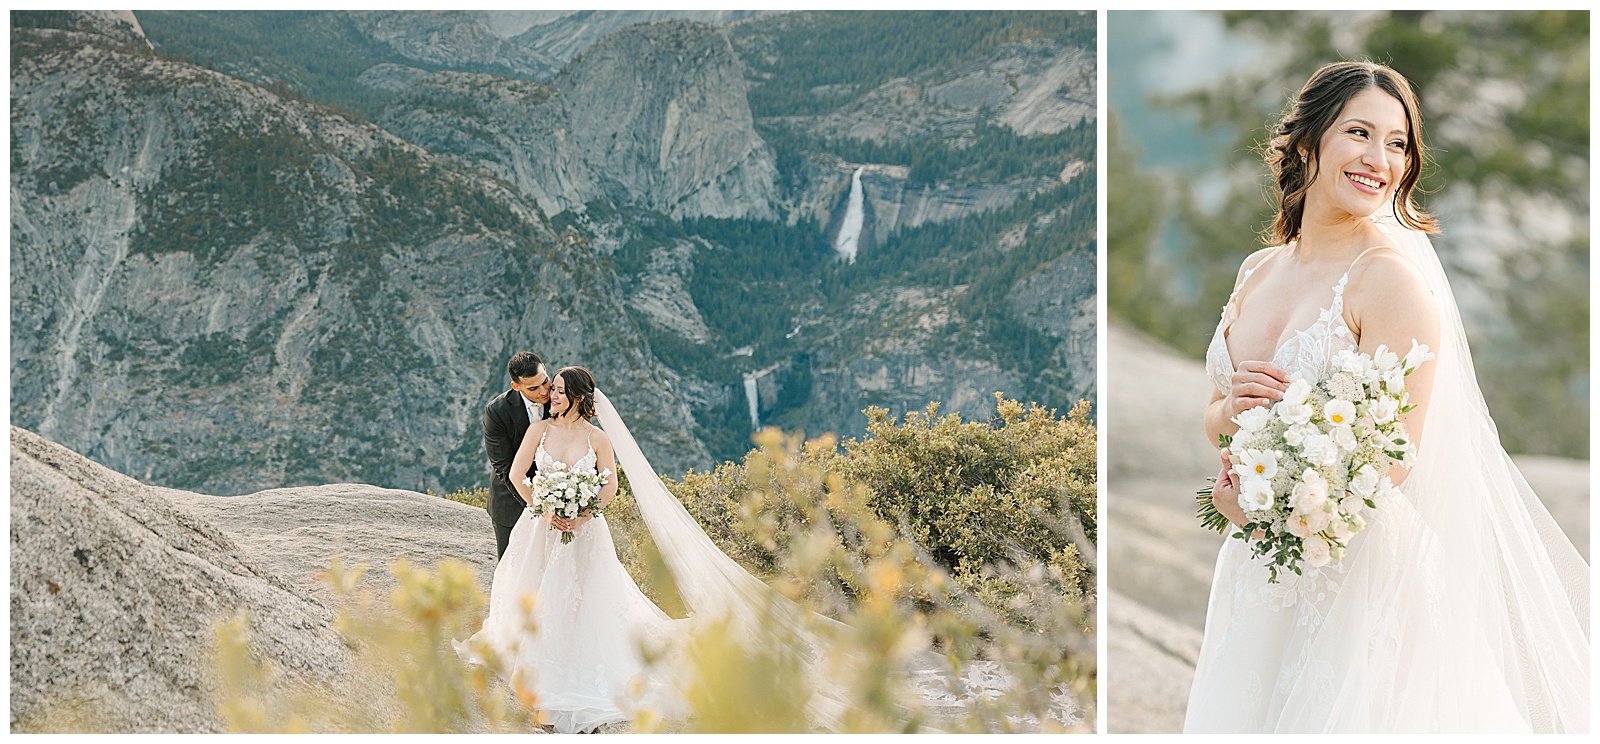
(483, 351, 550, 559)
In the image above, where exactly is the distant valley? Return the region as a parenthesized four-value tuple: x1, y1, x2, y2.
(11, 10, 1096, 494)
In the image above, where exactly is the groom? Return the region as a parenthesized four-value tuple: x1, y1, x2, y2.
(483, 351, 550, 559)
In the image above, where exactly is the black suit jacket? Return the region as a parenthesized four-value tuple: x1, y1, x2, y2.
(484, 389, 540, 527)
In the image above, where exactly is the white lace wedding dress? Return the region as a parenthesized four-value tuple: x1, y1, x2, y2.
(1185, 217, 1589, 733)
(459, 432, 680, 733)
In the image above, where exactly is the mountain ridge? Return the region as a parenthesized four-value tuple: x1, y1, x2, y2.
(14, 10, 1098, 494)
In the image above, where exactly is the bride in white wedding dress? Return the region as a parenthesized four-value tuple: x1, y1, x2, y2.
(456, 367, 885, 732)
(1186, 62, 1588, 733)
(458, 366, 680, 733)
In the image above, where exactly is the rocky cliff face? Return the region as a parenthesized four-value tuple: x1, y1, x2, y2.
(379, 20, 779, 221)
(805, 38, 1095, 144)
(10, 22, 708, 495)
(344, 10, 560, 79)
(9, 426, 352, 732)
(15, 11, 1096, 488)
(804, 168, 1067, 248)
(797, 286, 1028, 434)
(775, 201, 1098, 437)
(500, 10, 771, 65)
(1010, 229, 1098, 407)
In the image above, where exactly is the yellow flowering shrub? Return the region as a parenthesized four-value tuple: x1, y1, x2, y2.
(211, 394, 1096, 732)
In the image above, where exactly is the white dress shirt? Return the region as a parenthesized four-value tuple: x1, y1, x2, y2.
(521, 393, 546, 423)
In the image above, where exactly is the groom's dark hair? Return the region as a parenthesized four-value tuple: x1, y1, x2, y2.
(508, 351, 544, 381)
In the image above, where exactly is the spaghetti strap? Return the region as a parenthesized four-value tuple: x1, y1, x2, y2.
(1344, 245, 1391, 276)
(1326, 245, 1393, 324)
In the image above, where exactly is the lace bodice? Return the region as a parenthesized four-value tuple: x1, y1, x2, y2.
(535, 431, 598, 474)
(1205, 252, 1360, 393)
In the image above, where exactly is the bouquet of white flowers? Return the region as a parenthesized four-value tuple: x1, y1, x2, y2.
(524, 463, 613, 544)
(1197, 341, 1434, 581)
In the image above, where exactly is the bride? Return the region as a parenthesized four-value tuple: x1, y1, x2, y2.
(458, 366, 679, 732)
(1187, 61, 1588, 733)
(458, 366, 854, 732)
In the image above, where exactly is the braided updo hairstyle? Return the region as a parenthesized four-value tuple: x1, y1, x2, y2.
(1265, 61, 1438, 245)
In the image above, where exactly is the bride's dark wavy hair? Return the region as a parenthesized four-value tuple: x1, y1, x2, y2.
(1264, 60, 1438, 245)
(554, 366, 598, 420)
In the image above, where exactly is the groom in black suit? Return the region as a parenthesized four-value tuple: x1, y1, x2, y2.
(483, 351, 550, 559)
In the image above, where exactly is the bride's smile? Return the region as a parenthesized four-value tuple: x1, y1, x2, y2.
(1303, 87, 1409, 231)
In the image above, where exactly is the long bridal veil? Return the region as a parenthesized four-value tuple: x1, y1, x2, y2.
(1370, 206, 1588, 732)
(592, 389, 851, 724)
(594, 389, 1079, 730)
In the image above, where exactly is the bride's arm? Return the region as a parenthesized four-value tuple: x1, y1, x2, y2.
(510, 420, 547, 505)
(1204, 387, 1232, 448)
(1349, 251, 1441, 487)
(590, 431, 619, 510)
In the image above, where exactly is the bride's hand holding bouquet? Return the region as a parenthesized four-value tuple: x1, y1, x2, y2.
(525, 463, 613, 544)
(1197, 341, 1433, 581)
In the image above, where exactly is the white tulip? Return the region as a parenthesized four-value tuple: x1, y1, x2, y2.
(1402, 339, 1434, 372)
(1372, 344, 1399, 373)
(1283, 378, 1313, 406)
(1350, 464, 1380, 498)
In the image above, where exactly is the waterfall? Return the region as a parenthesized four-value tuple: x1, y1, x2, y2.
(743, 374, 760, 430)
(833, 166, 865, 263)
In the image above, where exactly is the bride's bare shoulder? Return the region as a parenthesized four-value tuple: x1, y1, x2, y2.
(1235, 246, 1280, 282)
(522, 417, 550, 442)
(1346, 247, 1438, 334)
(587, 425, 615, 455)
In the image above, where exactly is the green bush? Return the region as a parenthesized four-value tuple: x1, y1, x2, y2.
(659, 393, 1096, 626)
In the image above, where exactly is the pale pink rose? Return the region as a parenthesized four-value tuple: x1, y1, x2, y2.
(1302, 507, 1332, 534)
(1304, 535, 1332, 567)
(1292, 468, 1329, 512)
(1286, 513, 1315, 538)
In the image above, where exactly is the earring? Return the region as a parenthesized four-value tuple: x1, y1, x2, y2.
(1299, 154, 1307, 164)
